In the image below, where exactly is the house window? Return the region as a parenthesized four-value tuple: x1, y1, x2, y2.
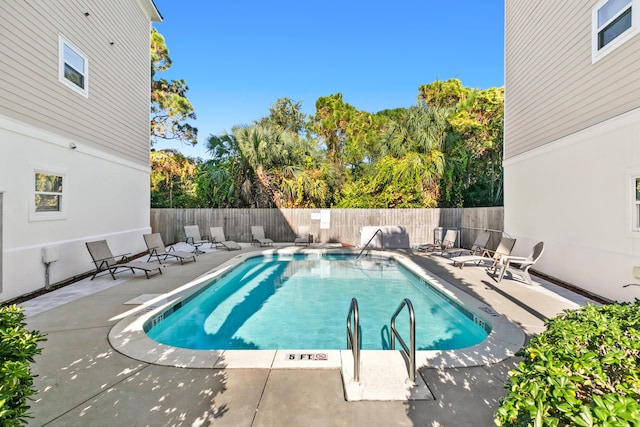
(593, 0, 638, 62)
(59, 35, 88, 96)
(35, 172, 64, 213)
(30, 165, 67, 221)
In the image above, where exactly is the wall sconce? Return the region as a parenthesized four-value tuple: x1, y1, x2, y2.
(83, 10, 90, 16)
(108, 38, 115, 45)
(69, 142, 77, 149)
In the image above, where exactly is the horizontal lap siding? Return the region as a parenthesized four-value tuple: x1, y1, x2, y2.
(505, 0, 640, 159)
(151, 208, 504, 250)
(0, 0, 152, 164)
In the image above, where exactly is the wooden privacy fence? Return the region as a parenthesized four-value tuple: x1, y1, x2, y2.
(151, 207, 504, 250)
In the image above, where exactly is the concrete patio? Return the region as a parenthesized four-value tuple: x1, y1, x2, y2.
(20, 243, 597, 426)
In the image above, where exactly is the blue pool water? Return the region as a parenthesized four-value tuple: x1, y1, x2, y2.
(145, 254, 489, 350)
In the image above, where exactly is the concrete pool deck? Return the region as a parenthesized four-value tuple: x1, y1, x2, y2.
(21, 243, 597, 426)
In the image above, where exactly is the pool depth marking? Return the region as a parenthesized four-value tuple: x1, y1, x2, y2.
(285, 353, 328, 361)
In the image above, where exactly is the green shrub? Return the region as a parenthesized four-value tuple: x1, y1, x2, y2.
(495, 301, 640, 427)
(0, 305, 46, 426)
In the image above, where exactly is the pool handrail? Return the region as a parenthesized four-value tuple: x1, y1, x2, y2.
(356, 228, 383, 260)
(390, 298, 416, 384)
(346, 297, 360, 383)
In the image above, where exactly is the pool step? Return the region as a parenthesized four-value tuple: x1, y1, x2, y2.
(340, 350, 434, 401)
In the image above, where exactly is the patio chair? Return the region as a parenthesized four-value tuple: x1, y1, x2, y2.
(441, 231, 491, 258)
(492, 241, 545, 284)
(184, 225, 209, 254)
(85, 240, 163, 280)
(143, 233, 196, 264)
(209, 227, 241, 250)
(416, 229, 458, 253)
(294, 226, 311, 246)
(451, 236, 517, 270)
(251, 226, 273, 247)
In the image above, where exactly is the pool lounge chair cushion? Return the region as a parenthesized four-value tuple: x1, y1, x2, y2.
(184, 225, 209, 254)
(210, 227, 241, 250)
(86, 240, 163, 280)
(451, 236, 517, 270)
(144, 233, 196, 264)
(251, 226, 274, 246)
(442, 231, 491, 258)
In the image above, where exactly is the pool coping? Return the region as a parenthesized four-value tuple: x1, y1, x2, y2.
(108, 247, 525, 370)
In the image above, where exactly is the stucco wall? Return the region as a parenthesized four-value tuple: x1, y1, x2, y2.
(504, 107, 640, 302)
(0, 116, 151, 302)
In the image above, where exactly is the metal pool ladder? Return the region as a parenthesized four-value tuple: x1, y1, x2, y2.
(390, 298, 416, 384)
(356, 228, 382, 260)
(346, 298, 360, 382)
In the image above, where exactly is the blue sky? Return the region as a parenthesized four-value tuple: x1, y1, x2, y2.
(151, 1, 504, 159)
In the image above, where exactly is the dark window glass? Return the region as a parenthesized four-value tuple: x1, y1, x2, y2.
(599, 7, 632, 49)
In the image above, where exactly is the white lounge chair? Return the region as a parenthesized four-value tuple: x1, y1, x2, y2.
(294, 226, 311, 246)
(86, 240, 163, 280)
(210, 227, 241, 250)
(251, 226, 273, 247)
(492, 241, 545, 284)
(451, 236, 517, 270)
(442, 231, 491, 258)
(144, 233, 196, 264)
(416, 229, 458, 253)
(184, 225, 209, 254)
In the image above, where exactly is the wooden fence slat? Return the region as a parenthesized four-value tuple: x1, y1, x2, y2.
(150, 208, 504, 248)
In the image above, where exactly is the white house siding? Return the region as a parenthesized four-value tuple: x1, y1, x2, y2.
(503, 108, 640, 302)
(505, 0, 640, 159)
(0, 0, 156, 164)
(505, 0, 640, 302)
(0, 1, 160, 302)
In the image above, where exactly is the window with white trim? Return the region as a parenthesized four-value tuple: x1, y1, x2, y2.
(592, 0, 638, 62)
(30, 169, 66, 221)
(35, 172, 63, 212)
(59, 34, 88, 96)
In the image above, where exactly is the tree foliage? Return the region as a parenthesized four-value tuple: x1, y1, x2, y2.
(495, 302, 640, 427)
(310, 93, 383, 170)
(419, 80, 505, 207)
(0, 305, 46, 426)
(150, 149, 198, 208)
(149, 78, 505, 210)
(255, 98, 308, 136)
(150, 29, 197, 146)
(198, 123, 330, 209)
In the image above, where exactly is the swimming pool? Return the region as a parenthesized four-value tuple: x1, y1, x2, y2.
(144, 253, 489, 351)
(109, 247, 525, 370)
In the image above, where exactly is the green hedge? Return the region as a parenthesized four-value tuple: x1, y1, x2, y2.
(495, 301, 640, 427)
(0, 305, 46, 426)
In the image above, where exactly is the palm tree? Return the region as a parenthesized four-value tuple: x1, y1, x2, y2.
(372, 106, 450, 206)
(381, 105, 450, 157)
(202, 128, 251, 208)
(232, 124, 293, 207)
